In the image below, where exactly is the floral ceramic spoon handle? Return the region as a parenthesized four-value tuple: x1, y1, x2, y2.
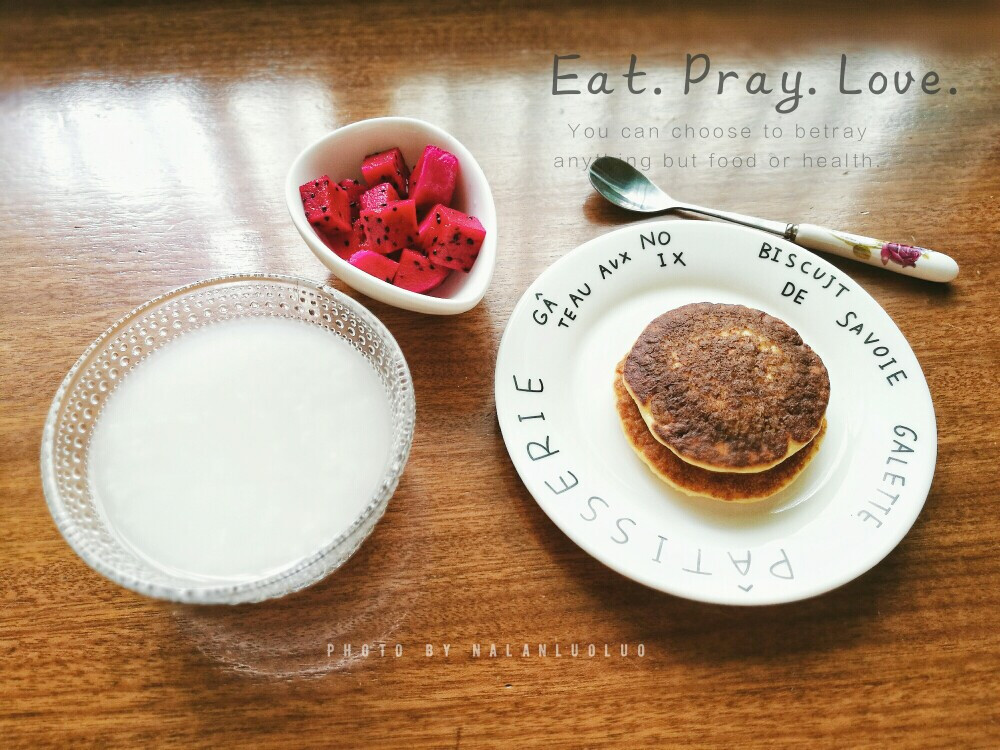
(786, 224, 959, 282)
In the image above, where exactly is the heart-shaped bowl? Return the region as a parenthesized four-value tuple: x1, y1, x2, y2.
(286, 117, 497, 315)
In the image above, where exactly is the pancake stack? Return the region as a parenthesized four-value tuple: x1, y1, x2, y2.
(616, 302, 830, 502)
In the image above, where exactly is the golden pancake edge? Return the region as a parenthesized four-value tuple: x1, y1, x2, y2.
(615, 359, 826, 502)
(622, 302, 830, 473)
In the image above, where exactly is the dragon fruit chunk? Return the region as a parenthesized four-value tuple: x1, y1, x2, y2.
(349, 250, 399, 283)
(393, 249, 451, 294)
(359, 199, 419, 255)
(299, 175, 352, 235)
(359, 182, 400, 212)
(339, 179, 366, 222)
(325, 220, 369, 261)
(417, 204, 486, 273)
(409, 145, 460, 214)
(361, 147, 409, 197)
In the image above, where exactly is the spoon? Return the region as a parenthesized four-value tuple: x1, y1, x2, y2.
(589, 157, 959, 283)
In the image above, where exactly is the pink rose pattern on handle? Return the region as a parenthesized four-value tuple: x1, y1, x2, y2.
(880, 242, 925, 269)
(832, 230, 931, 270)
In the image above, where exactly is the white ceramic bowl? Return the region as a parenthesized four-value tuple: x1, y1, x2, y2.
(286, 117, 497, 315)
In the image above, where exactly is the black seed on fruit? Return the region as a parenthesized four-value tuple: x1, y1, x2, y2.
(446, 256, 453, 261)
(376, 217, 382, 223)
(309, 192, 315, 199)
(466, 238, 473, 245)
(392, 206, 397, 212)
(321, 206, 328, 212)
(435, 213, 441, 223)
(324, 216, 330, 221)
(343, 239, 349, 246)
(452, 232, 460, 242)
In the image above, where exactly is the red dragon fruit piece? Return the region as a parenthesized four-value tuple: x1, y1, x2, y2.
(393, 249, 451, 294)
(359, 182, 400, 213)
(417, 204, 486, 272)
(325, 220, 369, 261)
(408, 145, 460, 215)
(359, 199, 419, 255)
(299, 175, 352, 235)
(361, 147, 409, 197)
(339, 179, 366, 222)
(349, 250, 399, 283)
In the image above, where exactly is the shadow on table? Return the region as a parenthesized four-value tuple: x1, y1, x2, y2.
(168, 471, 421, 680)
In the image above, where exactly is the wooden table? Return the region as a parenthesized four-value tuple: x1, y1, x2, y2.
(2, 2, 998, 747)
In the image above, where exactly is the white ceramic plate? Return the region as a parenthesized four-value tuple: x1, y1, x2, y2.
(495, 221, 936, 605)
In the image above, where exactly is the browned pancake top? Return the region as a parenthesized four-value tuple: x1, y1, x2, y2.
(615, 361, 824, 501)
(623, 302, 830, 471)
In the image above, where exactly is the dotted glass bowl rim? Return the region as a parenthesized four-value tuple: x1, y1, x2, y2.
(40, 274, 416, 604)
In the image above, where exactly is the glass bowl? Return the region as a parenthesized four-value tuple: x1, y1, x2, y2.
(40, 275, 415, 604)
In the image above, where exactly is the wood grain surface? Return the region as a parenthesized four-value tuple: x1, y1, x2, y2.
(2, 2, 999, 747)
